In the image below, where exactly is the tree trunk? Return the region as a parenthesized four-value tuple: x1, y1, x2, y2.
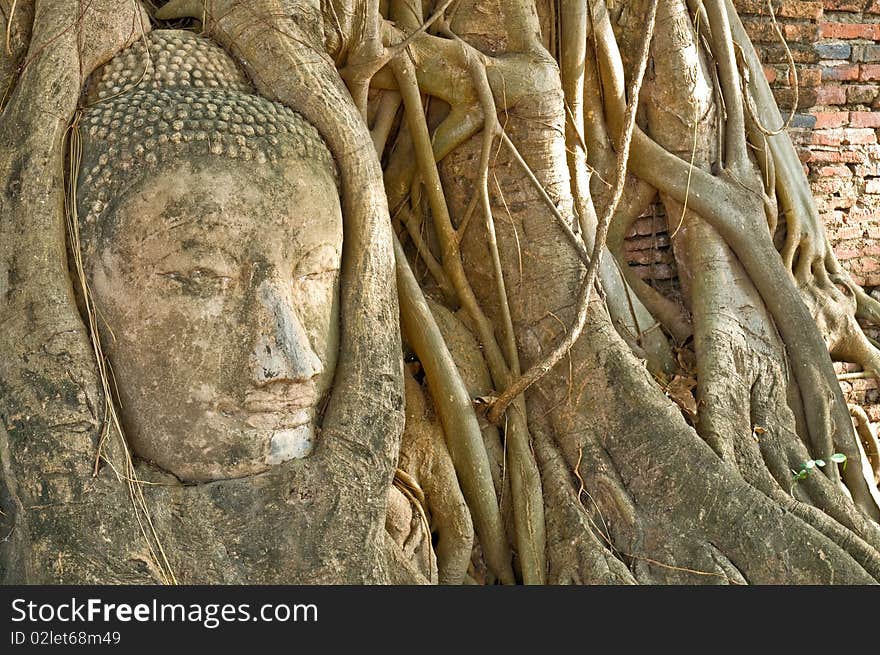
(2, 0, 879, 584)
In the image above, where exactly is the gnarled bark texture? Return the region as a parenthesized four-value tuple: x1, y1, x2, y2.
(2, 0, 880, 584)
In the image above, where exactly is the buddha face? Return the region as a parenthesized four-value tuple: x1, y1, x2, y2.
(86, 154, 342, 482)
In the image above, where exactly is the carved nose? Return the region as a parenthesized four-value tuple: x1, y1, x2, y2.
(251, 279, 323, 385)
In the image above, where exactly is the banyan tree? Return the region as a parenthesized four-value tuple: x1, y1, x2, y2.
(2, 0, 880, 584)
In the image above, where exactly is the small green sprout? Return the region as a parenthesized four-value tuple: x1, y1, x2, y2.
(791, 453, 848, 488)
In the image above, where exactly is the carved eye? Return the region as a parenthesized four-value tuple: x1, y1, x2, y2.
(295, 269, 335, 283)
(159, 268, 232, 292)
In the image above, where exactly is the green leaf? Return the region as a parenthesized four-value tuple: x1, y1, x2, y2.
(805, 460, 816, 469)
(830, 453, 847, 463)
(815, 459, 826, 467)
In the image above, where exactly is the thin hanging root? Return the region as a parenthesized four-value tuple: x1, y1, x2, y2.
(392, 467, 436, 580)
(394, 235, 515, 584)
(391, 53, 546, 584)
(396, 202, 457, 303)
(65, 112, 177, 586)
(370, 90, 401, 155)
(4, 0, 18, 55)
(737, 0, 798, 137)
(498, 132, 591, 267)
(487, 0, 660, 425)
(706, 0, 748, 171)
(466, 51, 520, 383)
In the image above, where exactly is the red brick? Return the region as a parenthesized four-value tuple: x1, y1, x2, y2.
(820, 23, 880, 40)
(827, 0, 865, 11)
(784, 24, 820, 42)
(764, 65, 777, 84)
(856, 258, 880, 273)
(850, 112, 880, 128)
(814, 164, 852, 176)
(798, 67, 823, 87)
(822, 64, 860, 81)
(812, 111, 849, 128)
(741, 18, 780, 43)
(812, 129, 843, 146)
(813, 176, 849, 193)
(860, 64, 880, 81)
(778, 1, 824, 20)
(806, 149, 866, 164)
(836, 226, 864, 239)
(835, 247, 861, 260)
(816, 85, 847, 105)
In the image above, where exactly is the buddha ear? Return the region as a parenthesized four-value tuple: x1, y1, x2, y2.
(155, 0, 204, 21)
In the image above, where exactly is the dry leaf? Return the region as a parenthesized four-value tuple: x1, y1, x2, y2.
(666, 375, 698, 419)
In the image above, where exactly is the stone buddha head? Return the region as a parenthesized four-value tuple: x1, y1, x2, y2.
(77, 30, 343, 482)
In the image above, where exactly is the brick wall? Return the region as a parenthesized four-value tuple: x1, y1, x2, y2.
(622, 0, 880, 410)
(752, 0, 880, 288)
(626, 0, 880, 283)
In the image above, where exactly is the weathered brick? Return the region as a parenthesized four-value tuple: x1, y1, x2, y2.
(851, 111, 880, 127)
(625, 234, 670, 251)
(836, 225, 864, 239)
(762, 43, 820, 64)
(773, 87, 818, 108)
(815, 43, 852, 60)
(849, 206, 880, 222)
(785, 23, 821, 42)
(835, 246, 862, 260)
(798, 66, 823, 87)
(812, 111, 849, 128)
(735, 2, 822, 20)
(827, 0, 865, 12)
(860, 64, 880, 81)
(791, 113, 818, 128)
(777, 1, 824, 19)
(853, 44, 880, 63)
(626, 216, 664, 238)
(814, 164, 853, 177)
(812, 128, 844, 146)
(856, 258, 880, 273)
(847, 85, 879, 105)
(813, 176, 849, 193)
(867, 179, 880, 194)
(843, 128, 879, 145)
(822, 64, 860, 81)
(816, 84, 847, 105)
(820, 23, 880, 41)
(805, 148, 866, 164)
